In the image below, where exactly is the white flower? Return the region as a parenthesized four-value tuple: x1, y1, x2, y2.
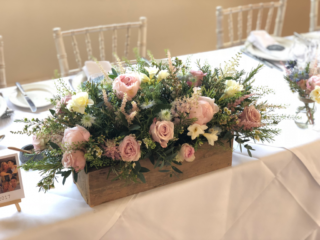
(145, 67, 159, 79)
(157, 70, 169, 81)
(203, 127, 221, 146)
(310, 86, 320, 104)
(67, 92, 94, 114)
(187, 124, 208, 140)
(203, 133, 218, 146)
(193, 87, 202, 95)
(140, 73, 151, 83)
(81, 115, 96, 127)
(140, 100, 155, 109)
(224, 80, 243, 97)
(94, 146, 103, 158)
(158, 109, 172, 121)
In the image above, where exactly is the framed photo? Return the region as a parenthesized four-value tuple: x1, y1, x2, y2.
(0, 152, 24, 204)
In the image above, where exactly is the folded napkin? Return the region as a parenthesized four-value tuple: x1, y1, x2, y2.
(83, 61, 112, 83)
(247, 30, 283, 54)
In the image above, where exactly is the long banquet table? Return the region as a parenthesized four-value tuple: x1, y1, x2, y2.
(1, 45, 320, 240)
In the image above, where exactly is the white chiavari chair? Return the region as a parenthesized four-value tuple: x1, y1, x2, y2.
(216, 0, 287, 49)
(310, 0, 320, 32)
(53, 17, 147, 77)
(0, 36, 6, 88)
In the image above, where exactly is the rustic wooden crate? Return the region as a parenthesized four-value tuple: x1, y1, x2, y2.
(76, 142, 232, 207)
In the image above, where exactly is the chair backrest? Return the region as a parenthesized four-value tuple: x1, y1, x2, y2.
(216, 0, 287, 49)
(310, 0, 320, 32)
(0, 36, 6, 88)
(53, 17, 147, 77)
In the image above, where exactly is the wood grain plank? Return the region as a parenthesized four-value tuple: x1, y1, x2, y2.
(76, 142, 233, 207)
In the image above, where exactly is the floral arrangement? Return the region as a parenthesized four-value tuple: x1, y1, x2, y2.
(284, 60, 320, 125)
(13, 52, 287, 191)
(285, 60, 320, 103)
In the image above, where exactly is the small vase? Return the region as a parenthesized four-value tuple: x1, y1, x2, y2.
(294, 96, 317, 129)
(19, 144, 45, 164)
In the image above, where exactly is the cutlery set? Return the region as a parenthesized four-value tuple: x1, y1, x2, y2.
(247, 32, 320, 73)
(15, 82, 37, 112)
(242, 49, 283, 72)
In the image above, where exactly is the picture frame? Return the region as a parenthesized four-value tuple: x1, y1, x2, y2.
(0, 152, 24, 205)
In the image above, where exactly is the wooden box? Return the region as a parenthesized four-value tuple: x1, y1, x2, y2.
(76, 142, 232, 207)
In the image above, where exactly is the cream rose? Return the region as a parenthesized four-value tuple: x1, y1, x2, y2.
(112, 74, 141, 100)
(157, 70, 169, 81)
(119, 135, 141, 161)
(224, 80, 243, 97)
(310, 86, 320, 104)
(67, 92, 94, 114)
(149, 118, 174, 148)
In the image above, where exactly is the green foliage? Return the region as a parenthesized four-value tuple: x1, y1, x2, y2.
(13, 51, 288, 191)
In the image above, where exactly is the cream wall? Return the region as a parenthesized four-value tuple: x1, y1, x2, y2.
(0, 0, 310, 86)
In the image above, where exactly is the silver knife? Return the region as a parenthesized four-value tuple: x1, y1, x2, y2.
(242, 49, 283, 72)
(15, 82, 37, 112)
(241, 49, 274, 69)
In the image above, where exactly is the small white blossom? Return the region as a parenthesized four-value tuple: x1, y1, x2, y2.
(94, 146, 103, 158)
(158, 109, 172, 121)
(81, 115, 96, 127)
(157, 70, 169, 81)
(140, 100, 155, 109)
(187, 124, 208, 140)
(144, 67, 159, 79)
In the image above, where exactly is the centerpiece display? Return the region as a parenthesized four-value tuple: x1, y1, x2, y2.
(13, 52, 286, 206)
(284, 60, 320, 128)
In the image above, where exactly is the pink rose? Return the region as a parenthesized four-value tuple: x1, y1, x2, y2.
(62, 150, 86, 172)
(56, 95, 72, 113)
(62, 125, 90, 146)
(189, 97, 218, 125)
(32, 135, 47, 152)
(149, 118, 174, 148)
(119, 135, 141, 161)
(50, 134, 64, 147)
(198, 96, 219, 114)
(307, 76, 320, 91)
(177, 143, 195, 162)
(239, 105, 261, 123)
(112, 74, 141, 100)
(190, 70, 207, 86)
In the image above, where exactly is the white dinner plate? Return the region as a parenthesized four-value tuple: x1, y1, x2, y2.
(0, 95, 7, 117)
(245, 36, 294, 61)
(9, 83, 56, 108)
(301, 32, 320, 40)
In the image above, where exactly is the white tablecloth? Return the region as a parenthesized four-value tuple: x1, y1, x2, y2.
(0, 46, 320, 240)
